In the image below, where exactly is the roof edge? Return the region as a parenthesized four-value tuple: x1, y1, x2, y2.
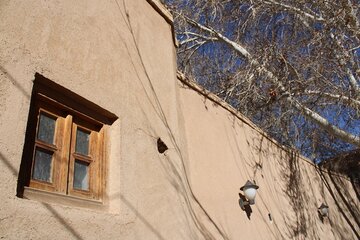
(146, 0, 173, 24)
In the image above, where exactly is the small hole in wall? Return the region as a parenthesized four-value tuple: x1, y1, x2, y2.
(268, 213, 273, 222)
(157, 138, 168, 154)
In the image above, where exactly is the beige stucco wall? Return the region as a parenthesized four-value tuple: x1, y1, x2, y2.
(178, 80, 360, 239)
(0, 0, 359, 239)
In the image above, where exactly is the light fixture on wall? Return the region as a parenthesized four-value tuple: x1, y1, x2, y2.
(318, 203, 329, 217)
(239, 180, 259, 210)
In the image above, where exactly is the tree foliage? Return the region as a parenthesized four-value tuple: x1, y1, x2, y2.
(163, 0, 360, 161)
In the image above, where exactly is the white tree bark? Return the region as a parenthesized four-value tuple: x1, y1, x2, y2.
(262, 0, 324, 21)
(300, 90, 360, 108)
(347, 68, 360, 95)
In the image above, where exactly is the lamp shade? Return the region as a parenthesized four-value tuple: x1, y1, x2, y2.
(244, 187, 257, 201)
(240, 180, 259, 202)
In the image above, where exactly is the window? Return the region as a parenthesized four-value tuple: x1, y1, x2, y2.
(28, 96, 104, 200)
(18, 73, 117, 204)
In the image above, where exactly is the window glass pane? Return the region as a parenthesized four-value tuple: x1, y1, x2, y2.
(37, 113, 56, 144)
(73, 160, 89, 191)
(32, 148, 53, 182)
(75, 128, 90, 155)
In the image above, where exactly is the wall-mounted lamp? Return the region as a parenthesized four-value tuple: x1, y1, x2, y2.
(318, 203, 329, 217)
(239, 180, 259, 210)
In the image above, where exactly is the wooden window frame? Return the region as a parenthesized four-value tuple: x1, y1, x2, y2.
(18, 73, 117, 207)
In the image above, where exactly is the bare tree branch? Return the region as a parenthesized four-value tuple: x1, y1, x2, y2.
(166, 0, 360, 159)
(181, 14, 360, 147)
(299, 90, 360, 108)
(261, 0, 325, 21)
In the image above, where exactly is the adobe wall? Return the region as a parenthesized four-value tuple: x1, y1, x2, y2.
(178, 78, 360, 239)
(0, 0, 194, 239)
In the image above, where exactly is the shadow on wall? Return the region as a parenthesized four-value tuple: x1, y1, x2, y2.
(350, 178, 360, 202)
(0, 64, 40, 198)
(317, 168, 360, 239)
(0, 65, 30, 99)
(0, 151, 18, 177)
(281, 150, 309, 239)
(277, 149, 360, 240)
(224, 126, 287, 239)
(41, 203, 84, 240)
(135, 99, 230, 240)
(1, 151, 84, 239)
(0, 65, 33, 191)
(275, 146, 360, 239)
(250, 134, 312, 239)
(238, 193, 252, 219)
(116, 2, 231, 240)
(225, 122, 302, 239)
(237, 124, 360, 240)
(109, 192, 167, 240)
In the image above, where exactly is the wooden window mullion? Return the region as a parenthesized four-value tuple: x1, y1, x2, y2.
(51, 116, 63, 192)
(68, 124, 77, 196)
(58, 115, 73, 194)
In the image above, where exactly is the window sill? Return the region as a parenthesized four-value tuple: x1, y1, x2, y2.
(23, 187, 107, 212)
